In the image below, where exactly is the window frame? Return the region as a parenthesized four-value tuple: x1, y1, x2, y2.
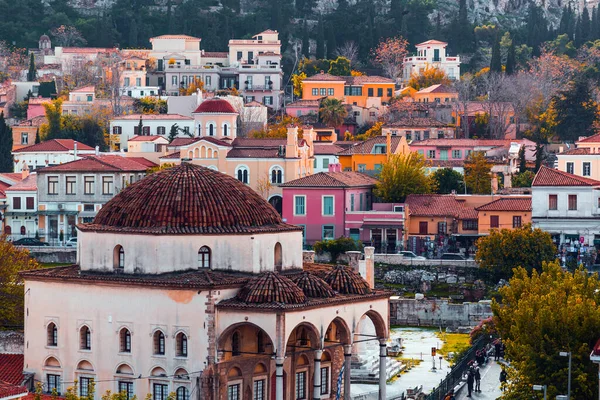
(320, 366, 330, 396)
(322, 225, 335, 241)
(102, 176, 114, 195)
(512, 215, 522, 228)
(48, 176, 59, 195)
(198, 246, 211, 269)
(583, 162, 591, 177)
(322, 195, 334, 216)
(566, 162, 574, 174)
(549, 194, 558, 210)
(79, 377, 93, 398)
(153, 383, 169, 400)
(47, 374, 61, 394)
(568, 194, 577, 210)
(490, 215, 500, 229)
(295, 370, 307, 400)
(294, 195, 306, 216)
(118, 381, 134, 400)
(66, 176, 77, 195)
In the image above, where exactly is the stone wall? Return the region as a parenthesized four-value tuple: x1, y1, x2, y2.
(375, 254, 478, 268)
(389, 298, 493, 328)
(28, 248, 76, 264)
(0, 331, 24, 354)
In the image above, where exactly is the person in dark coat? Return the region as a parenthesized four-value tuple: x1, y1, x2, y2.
(494, 341, 501, 361)
(499, 368, 507, 391)
(467, 369, 475, 397)
(474, 367, 481, 392)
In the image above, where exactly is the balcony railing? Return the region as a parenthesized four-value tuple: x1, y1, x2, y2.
(244, 84, 274, 91)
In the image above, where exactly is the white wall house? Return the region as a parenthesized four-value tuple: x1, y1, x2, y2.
(12, 139, 97, 172)
(402, 40, 461, 83)
(3, 173, 39, 241)
(109, 114, 194, 150)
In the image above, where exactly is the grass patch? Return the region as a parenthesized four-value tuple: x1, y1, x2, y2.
(398, 357, 422, 371)
(38, 263, 71, 268)
(435, 331, 471, 366)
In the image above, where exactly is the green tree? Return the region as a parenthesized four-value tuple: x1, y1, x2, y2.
(0, 235, 39, 326)
(327, 56, 351, 76)
(0, 113, 13, 172)
(475, 224, 556, 279)
(581, 7, 591, 45)
(319, 98, 348, 127)
(374, 152, 432, 202)
(137, 116, 143, 136)
(42, 99, 63, 140)
(168, 124, 180, 142)
(554, 76, 599, 142)
(505, 41, 516, 75)
(313, 237, 363, 262)
(493, 262, 600, 399)
(464, 152, 491, 194)
(518, 145, 526, 173)
(9, 101, 28, 120)
(431, 168, 465, 194)
(316, 17, 325, 60)
(27, 53, 36, 81)
(490, 34, 502, 73)
(326, 26, 337, 60)
(301, 20, 310, 57)
(34, 128, 40, 144)
(511, 171, 535, 188)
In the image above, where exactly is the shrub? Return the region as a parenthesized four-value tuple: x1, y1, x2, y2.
(313, 236, 363, 263)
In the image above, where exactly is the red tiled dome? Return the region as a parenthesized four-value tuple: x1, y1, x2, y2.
(324, 265, 372, 295)
(291, 272, 335, 298)
(85, 163, 298, 235)
(193, 98, 237, 114)
(237, 272, 307, 304)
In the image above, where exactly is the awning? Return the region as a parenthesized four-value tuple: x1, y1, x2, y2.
(3, 211, 38, 216)
(78, 211, 98, 218)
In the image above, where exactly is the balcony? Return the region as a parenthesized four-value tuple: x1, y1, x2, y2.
(244, 84, 274, 92)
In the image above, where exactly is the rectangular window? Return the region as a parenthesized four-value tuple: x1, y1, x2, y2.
(157, 126, 166, 136)
(84, 204, 94, 212)
(322, 158, 329, 168)
(47, 374, 60, 394)
(136, 78, 141, 86)
(368, 88, 373, 96)
(549, 194, 558, 210)
(423, 130, 430, 140)
(153, 383, 168, 400)
(143, 126, 150, 135)
(264, 96, 273, 105)
(513, 216, 522, 228)
(322, 225, 334, 240)
(320, 88, 326, 96)
(327, 88, 334, 96)
(584, 162, 591, 176)
(237, 51, 243, 61)
(490, 215, 499, 228)
(427, 150, 436, 159)
(568, 194, 577, 210)
(171, 75, 178, 86)
(227, 384, 240, 400)
(462, 220, 478, 230)
(124, 77, 130, 86)
(405, 131, 412, 141)
(102, 176, 114, 195)
(26, 197, 34, 210)
(419, 221, 428, 235)
(358, 164, 366, 172)
(567, 162, 574, 174)
(294, 196, 306, 216)
(48, 176, 59, 195)
(349, 228, 360, 241)
(359, 193, 364, 211)
(21, 133, 28, 144)
(84, 176, 95, 195)
(295, 371, 306, 400)
(320, 367, 329, 395)
(12, 197, 21, 210)
(452, 150, 462, 159)
(253, 380, 265, 400)
(438, 221, 447, 235)
(350, 194, 355, 211)
(205, 76, 212, 86)
(312, 88, 318, 96)
(66, 176, 76, 195)
(80, 378, 92, 398)
(350, 87, 362, 96)
(322, 196, 334, 215)
(118, 382, 134, 400)
(377, 88, 383, 97)
(387, 88, 393, 97)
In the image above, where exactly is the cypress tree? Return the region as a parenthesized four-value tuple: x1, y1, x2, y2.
(490, 34, 502, 73)
(457, 0, 470, 52)
(581, 7, 591, 44)
(27, 53, 36, 82)
(137, 116, 144, 136)
(326, 26, 337, 60)
(518, 145, 526, 173)
(35, 128, 41, 144)
(0, 112, 13, 172)
(505, 41, 516, 75)
(302, 20, 310, 57)
(567, 5, 576, 41)
(315, 17, 325, 60)
(559, 6, 569, 35)
(575, 15, 583, 47)
(592, 7, 598, 40)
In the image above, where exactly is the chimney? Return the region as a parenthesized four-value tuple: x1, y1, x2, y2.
(21, 167, 29, 180)
(302, 250, 315, 264)
(95, 145, 99, 156)
(74, 142, 78, 159)
(328, 163, 342, 173)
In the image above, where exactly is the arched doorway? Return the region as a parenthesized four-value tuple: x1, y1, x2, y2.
(268, 195, 282, 215)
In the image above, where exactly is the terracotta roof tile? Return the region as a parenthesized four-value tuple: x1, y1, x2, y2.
(193, 99, 237, 114)
(5, 174, 37, 192)
(0, 354, 24, 385)
(291, 272, 336, 298)
(226, 148, 281, 158)
(286, 99, 322, 107)
(406, 194, 478, 219)
(160, 151, 181, 159)
(151, 34, 200, 40)
(281, 172, 377, 188)
(576, 133, 600, 143)
(560, 148, 590, 155)
(128, 135, 166, 142)
(324, 265, 372, 295)
(416, 40, 448, 46)
(532, 166, 600, 187)
(37, 156, 153, 173)
(82, 163, 300, 235)
(416, 84, 457, 94)
(303, 72, 345, 82)
(337, 136, 405, 155)
(344, 75, 395, 85)
(0, 380, 27, 399)
(475, 197, 532, 212)
(169, 138, 201, 147)
(203, 52, 228, 58)
(112, 114, 192, 121)
(71, 86, 94, 93)
(14, 139, 94, 153)
(236, 272, 306, 304)
(385, 117, 449, 128)
(314, 144, 344, 155)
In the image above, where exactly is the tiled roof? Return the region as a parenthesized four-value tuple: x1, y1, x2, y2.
(337, 136, 405, 155)
(5, 174, 37, 192)
(344, 75, 395, 85)
(324, 265, 372, 295)
(71, 86, 94, 93)
(128, 135, 165, 142)
(429, 160, 465, 168)
(416, 40, 448, 46)
(160, 151, 181, 159)
(169, 138, 201, 147)
(226, 148, 281, 158)
(236, 272, 307, 304)
(255, 29, 278, 35)
(151, 34, 200, 40)
(314, 144, 344, 155)
(37, 156, 153, 173)
(281, 172, 377, 188)
(13, 139, 94, 153)
(197, 137, 232, 147)
(0, 174, 24, 184)
(203, 52, 228, 58)
(125, 157, 158, 168)
(475, 197, 532, 212)
(532, 166, 600, 187)
(112, 114, 193, 120)
(333, 140, 360, 148)
(0, 354, 24, 385)
(576, 133, 600, 143)
(559, 148, 590, 155)
(406, 194, 478, 219)
(410, 139, 512, 147)
(303, 72, 345, 82)
(61, 47, 112, 53)
(385, 117, 449, 128)
(0, 380, 27, 399)
(231, 138, 286, 147)
(245, 100, 266, 107)
(82, 163, 300, 235)
(28, 98, 51, 105)
(291, 272, 335, 298)
(417, 84, 457, 94)
(286, 99, 321, 107)
(193, 99, 237, 114)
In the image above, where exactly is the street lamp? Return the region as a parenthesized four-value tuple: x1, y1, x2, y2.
(559, 351, 572, 400)
(533, 385, 547, 400)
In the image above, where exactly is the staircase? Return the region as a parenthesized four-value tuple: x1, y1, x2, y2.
(350, 353, 405, 384)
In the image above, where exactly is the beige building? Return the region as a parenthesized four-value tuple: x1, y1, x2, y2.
(557, 134, 600, 180)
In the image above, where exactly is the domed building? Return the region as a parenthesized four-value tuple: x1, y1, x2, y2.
(22, 163, 390, 400)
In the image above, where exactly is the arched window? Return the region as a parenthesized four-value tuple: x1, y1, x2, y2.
(80, 326, 91, 350)
(20, 226, 26, 235)
(208, 123, 215, 136)
(236, 167, 249, 184)
(198, 246, 211, 268)
(176, 387, 188, 400)
(223, 123, 229, 137)
(119, 328, 131, 353)
(47, 322, 57, 347)
(114, 245, 124, 271)
(270, 166, 283, 184)
(274, 242, 282, 272)
(153, 331, 165, 355)
(231, 332, 240, 356)
(176, 332, 188, 357)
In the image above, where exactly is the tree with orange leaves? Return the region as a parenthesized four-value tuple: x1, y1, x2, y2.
(371, 36, 409, 80)
(407, 65, 452, 90)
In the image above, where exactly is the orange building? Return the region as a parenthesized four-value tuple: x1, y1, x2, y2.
(337, 135, 410, 173)
(302, 72, 395, 108)
(475, 197, 532, 234)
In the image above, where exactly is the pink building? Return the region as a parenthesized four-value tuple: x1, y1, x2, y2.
(285, 98, 320, 118)
(344, 202, 405, 253)
(27, 98, 51, 120)
(409, 138, 534, 161)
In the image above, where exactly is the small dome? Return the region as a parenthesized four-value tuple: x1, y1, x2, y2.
(86, 163, 297, 235)
(292, 272, 335, 298)
(193, 98, 237, 114)
(40, 34, 50, 41)
(237, 272, 306, 304)
(324, 265, 372, 295)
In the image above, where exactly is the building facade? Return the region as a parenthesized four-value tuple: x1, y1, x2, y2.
(402, 40, 461, 82)
(12, 140, 96, 172)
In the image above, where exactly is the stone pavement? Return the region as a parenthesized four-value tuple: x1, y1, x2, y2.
(457, 359, 504, 400)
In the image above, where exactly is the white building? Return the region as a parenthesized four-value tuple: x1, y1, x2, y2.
(313, 144, 343, 173)
(109, 114, 194, 150)
(3, 173, 38, 241)
(402, 40, 461, 83)
(12, 139, 97, 172)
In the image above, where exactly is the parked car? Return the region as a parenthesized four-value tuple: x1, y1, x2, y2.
(12, 238, 50, 247)
(399, 251, 426, 260)
(440, 253, 466, 260)
(65, 237, 77, 247)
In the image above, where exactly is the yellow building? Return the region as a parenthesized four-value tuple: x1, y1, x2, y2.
(337, 135, 409, 173)
(302, 72, 395, 108)
(475, 197, 532, 234)
(557, 134, 600, 180)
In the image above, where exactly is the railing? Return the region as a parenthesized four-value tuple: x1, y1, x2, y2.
(245, 84, 274, 91)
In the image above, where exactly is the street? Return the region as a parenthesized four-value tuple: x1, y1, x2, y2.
(457, 359, 504, 400)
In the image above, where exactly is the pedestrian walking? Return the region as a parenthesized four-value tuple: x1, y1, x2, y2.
(474, 367, 481, 392)
(499, 368, 507, 391)
(467, 369, 475, 397)
(494, 341, 501, 361)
